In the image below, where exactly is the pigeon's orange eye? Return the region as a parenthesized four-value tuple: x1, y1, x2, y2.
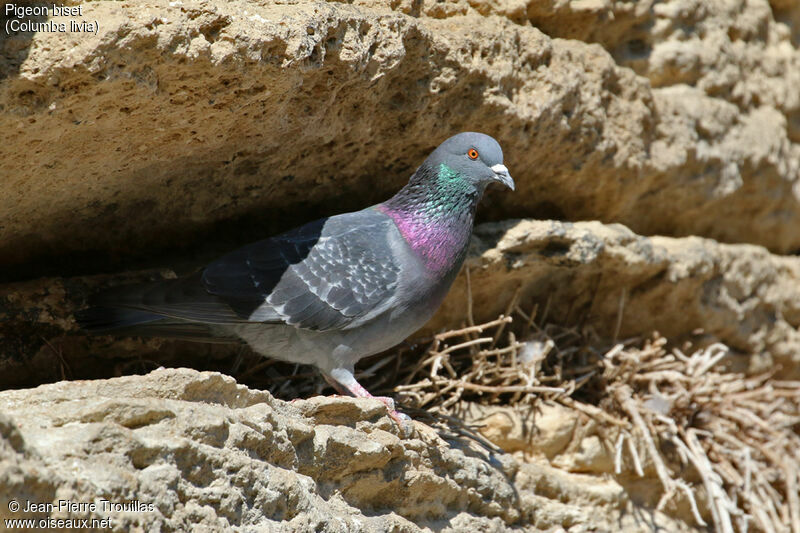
(467, 149, 479, 160)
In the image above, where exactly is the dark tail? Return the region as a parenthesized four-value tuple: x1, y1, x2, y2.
(76, 305, 238, 343)
(75, 306, 164, 333)
(76, 274, 241, 343)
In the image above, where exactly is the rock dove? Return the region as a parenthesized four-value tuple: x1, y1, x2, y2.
(78, 132, 514, 424)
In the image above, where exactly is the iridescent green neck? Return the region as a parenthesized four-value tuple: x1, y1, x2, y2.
(417, 163, 471, 213)
(379, 163, 482, 274)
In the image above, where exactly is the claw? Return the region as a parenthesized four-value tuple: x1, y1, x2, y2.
(372, 396, 411, 427)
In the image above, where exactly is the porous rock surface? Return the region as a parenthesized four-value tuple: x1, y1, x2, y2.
(0, 367, 693, 532)
(2, 0, 800, 530)
(2, 0, 799, 282)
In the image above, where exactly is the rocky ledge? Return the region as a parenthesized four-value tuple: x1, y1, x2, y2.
(0, 367, 695, 532)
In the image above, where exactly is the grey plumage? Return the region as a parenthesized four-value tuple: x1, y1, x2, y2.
(78, 132, 514, 423)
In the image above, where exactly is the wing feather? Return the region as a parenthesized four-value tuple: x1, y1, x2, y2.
(201, 209, 401, 331)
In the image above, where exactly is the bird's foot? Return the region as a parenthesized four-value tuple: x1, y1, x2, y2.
(324, 370, 412, 433)
(371, 396, 411, 427)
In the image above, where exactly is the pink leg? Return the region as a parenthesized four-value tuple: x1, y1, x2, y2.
(323, 371, 409, 427)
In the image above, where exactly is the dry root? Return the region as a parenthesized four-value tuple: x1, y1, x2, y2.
(361, 310, 800, 533)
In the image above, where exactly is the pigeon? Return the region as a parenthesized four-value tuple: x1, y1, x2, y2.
(78, 132, 514, 424)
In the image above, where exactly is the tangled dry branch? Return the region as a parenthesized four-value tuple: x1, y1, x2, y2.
(242, 287, 800, 532)
(359, 309, 800, 533)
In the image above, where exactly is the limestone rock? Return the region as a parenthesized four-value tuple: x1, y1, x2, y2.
(0, 368, 698, 531)
(2, 0, 799, 283)
(462, 402, 578, 458)
(553, 435, 616, 475)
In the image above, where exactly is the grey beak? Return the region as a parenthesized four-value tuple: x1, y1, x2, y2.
(491, 164, 515, 191)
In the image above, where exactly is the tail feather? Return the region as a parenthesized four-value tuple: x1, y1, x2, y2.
(76, 305, 239, 343)
(76, 273, 242, 344)
(76, 306, 163, 333)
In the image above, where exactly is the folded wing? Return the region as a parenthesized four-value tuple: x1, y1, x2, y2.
(203, 210, 400, 330)
(80, 209, 401, 334)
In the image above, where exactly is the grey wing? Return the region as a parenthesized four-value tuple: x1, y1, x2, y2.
(202, 209, 401, 331)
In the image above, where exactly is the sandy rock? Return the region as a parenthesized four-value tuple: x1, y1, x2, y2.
(2, 0, 799, 283)
(553, 435, 616, 474)
(0, 368, 515, 531)
(462, 402, 578, 458)
(0, 367, 697, 531)
(430, 219, 800, 376)
(448, 0, 800, 141)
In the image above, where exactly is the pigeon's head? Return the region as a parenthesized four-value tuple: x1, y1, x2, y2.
(425, 132, 514, 192)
